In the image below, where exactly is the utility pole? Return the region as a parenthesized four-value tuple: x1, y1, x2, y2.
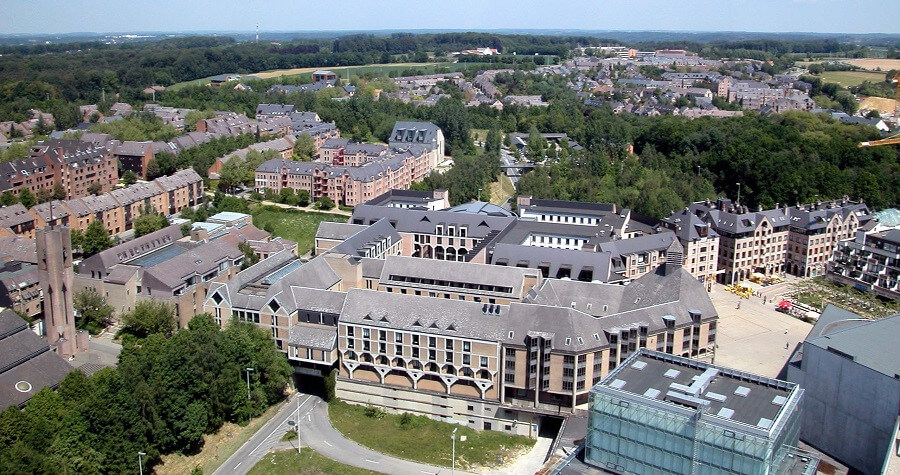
(296, 394, 300, 454)
(451, 427, 458, 475)
(137, 451, 146, 475)
(245, 367, 254, 400)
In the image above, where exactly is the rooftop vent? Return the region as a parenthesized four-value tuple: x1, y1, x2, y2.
(631, 361, 647, 371)
(706, 392, 727, 403)
(717, 407, 735, 419)
(663, 369, 681, 379)
(757, 418, 773, 429)
(610, 379, 626, 389)
(643, 388, 661, 399)
(734, 386, 751, 397)
(772, 395, 787, 406)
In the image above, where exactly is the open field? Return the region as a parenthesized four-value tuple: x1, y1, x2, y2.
(860, 96, 898, 113)
(249, 449, 380, 475)
(328, 401, 534, 470)
(251, 206, 347, 256)
(157, 401, 283, 475)
(169, 62, 498, 90)
(818, 70, 888, 87)
(844, 58, 900, 71)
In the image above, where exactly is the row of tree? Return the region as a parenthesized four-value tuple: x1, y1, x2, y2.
(0, 312, 291, 473)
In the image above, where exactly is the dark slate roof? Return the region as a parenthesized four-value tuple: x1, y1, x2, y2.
(288, 323, 337, 350)
(79, 225, 184, 276)
(388, 121, 441, 149)
(0, 204, 35, 228)
(0, 237, 37, 263)
(379, 255, 539, 299)
(329, 218, 400, 260)
(0, 309, 72, 410)
(31, 200, 70, 221)
(490, 243, 616, 283)
(803, 305, 900, 378)
(315, 222, 368, 241)
(255, 103, 296, 117)
(350, 204, 517, 239)
(113, 141, 152, 157)
(660, 208, 718, 241)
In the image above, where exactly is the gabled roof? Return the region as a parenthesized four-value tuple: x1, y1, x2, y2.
(803, 305, 900, 378)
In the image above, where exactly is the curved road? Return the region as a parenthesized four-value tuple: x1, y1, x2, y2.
(215, 393, 476, 475)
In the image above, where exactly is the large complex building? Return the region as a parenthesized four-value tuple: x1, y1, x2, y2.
(587, 350, 808, 475)
(787, 305, 900, 474)
(254, 121, 443, 207)
(204, 216, 718, 436)
(0, 168, 202, 238)
(674, 198, 871, 283)
(826, 222, 899, 300)
(0, 139, 118, 200)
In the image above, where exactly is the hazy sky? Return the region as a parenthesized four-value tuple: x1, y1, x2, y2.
(3, 0, 899, 35)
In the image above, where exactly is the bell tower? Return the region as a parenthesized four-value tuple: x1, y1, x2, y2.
(36, 225, 79, 357)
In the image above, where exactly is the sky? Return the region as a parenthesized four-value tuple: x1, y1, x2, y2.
(2, 0, 899, 35)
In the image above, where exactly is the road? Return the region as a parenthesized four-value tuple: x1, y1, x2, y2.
(500, 148, 522, 187)
(216, 393, 477, 475)
(213, 393, 313, 475)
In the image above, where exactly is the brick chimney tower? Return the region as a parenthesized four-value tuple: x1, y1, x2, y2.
(36, 225, 78, 357)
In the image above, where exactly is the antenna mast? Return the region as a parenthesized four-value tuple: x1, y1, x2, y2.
(256, 23, 259, 44)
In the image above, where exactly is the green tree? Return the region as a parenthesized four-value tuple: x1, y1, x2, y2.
(293, 134, 317, 161)
(133, 209, 169, 237)
(17, 188, 35, 209)
(278, 187, 297, 205)
(86, 182, 102, 196)
(120, 300, 176, 339)
(238, 241, 260, 270)
(217, 157, 245, 193)
(315, 196, 335, 210)
(485, 128, 501, 156)
(526, 126, 546, 160)
(296, 189, 310, 207)
(0, 191, 18, 206)
(145, 159, 162, 180)
(73, 288, 114, 335)
(81, 220, 114, 257)
(180, 223, 192, 236)
(122, 170, 138, 186)
(51, 182, 66, 200)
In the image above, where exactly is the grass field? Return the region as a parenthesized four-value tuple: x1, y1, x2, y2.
(249, 449, 380, 475)
(169, 62, 498, 90)
(157, 400, 283, 475)
(328, 401, 534, 470)
(818, 70, 888, 88)
(490, 174, 515, 206)
(251, 206, 347, 256)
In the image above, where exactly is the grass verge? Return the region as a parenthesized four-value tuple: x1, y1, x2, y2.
(328, 401, 534, 470)
(251, 206, 346, 256)
(490, 174, 515, 206)
(248, 449, 380, 475)
(157, 399, 283, 475)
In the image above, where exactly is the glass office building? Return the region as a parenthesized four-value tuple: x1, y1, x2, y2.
(586, 350, 806, 475)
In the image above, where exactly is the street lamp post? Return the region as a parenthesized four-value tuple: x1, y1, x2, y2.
(245, 367, 255, 400)
(477, 188, 483, 202)
(451, 427, 458, 475)
(137, 451, 146, 475)
(297, 395, 301, 454)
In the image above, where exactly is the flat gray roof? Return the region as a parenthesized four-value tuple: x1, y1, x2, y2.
(597, 350, 795, 431)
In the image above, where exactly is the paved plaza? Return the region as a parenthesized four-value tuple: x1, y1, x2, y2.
(708, 282, 813, 378)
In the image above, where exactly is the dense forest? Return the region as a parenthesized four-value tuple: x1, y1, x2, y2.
(0, 314, 290, 474)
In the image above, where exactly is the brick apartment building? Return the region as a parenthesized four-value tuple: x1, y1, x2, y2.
(0, 139, 118, 200)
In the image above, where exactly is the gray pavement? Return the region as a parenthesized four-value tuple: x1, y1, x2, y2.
(708, 282, 813, 378)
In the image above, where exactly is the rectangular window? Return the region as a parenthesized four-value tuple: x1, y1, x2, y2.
(463, 341, 471, 352)
(446, 339, 454, 350)
(395, 332, 403, 343)
(412, 347, 419, 358)
(445, 352, 453, 363)
(480, 356, 489, 368)
(463, 354, 471, 365)
(363, 328, 370, 338)
(379, 330, 386, 341)
(429, 349, 436, 361)
(395, 344, 403, 356)
(412, 335, 419, 345)
(346, 326, 355, 337)
(429, 337, 436, 348)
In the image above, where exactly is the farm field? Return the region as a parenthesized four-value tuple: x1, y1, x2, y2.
(818, 70, 888, 87)
(169, 61, 499, 89)
(843, 58, 900, 71)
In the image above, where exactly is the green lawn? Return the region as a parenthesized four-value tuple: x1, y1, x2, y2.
(328, 401, 534, 469)
(251, 206, 346, 256)
(248, 449, 380, 475)
(817, 70, 887, 87)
